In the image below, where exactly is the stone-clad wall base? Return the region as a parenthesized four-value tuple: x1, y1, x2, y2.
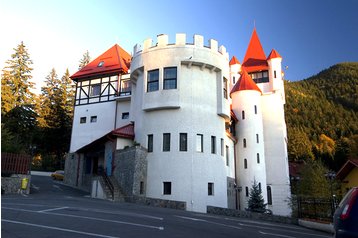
(127, 196, 186, 210)
(207, 206, 297, 224)
(1, 174, 31, 195)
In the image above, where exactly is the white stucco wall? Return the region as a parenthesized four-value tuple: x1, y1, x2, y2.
(70, 102, 116, 152)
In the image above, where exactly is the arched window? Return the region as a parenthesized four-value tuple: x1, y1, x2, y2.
(244, 159, 247, 169)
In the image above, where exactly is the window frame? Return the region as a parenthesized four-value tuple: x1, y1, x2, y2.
(211, 136, 216, 154)
(147, 134, 153, 153)
(163, 133, 171, 152)
(163, 67, 177, 90)
(208, 182, 214, 196)
(244, 159, 247, 169)
(90, 116, 97, 123)
(179, 133, 188, 152)
(122, 112, 129, 119)
(147, 69, 159, 92)
(223, 77, 228, 99)
(163, 182, 172, 195)
(80, 117, 86, 124)
(226, 145, 229, 166)
(89, 84, 101, 97)
(196, 134, 204, 152)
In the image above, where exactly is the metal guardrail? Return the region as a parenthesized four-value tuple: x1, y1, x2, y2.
(102, 173, 114, 199)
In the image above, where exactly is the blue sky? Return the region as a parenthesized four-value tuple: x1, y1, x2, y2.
(1, 0, 357, 93)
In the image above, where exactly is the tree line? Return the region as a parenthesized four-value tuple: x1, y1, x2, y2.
(1, 42, 90, 171)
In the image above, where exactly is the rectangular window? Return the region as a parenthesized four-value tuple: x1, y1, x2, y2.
(90, 84, 101, 96)
(163, 67, 177, 90)
(267, 186, 272, 205)
(163, 182, 171, 195)
(226, 145, 229, 166)
(208, 183, 214, 196)
(221, 139, 224, 156)
(147, 134, 153, 152)
(254, 105, 257, 114)
(80, 117, 86, 124)
(163, 133, 170, 152)
(179, 133, 187, 151)
(211, 136, 216, 154)
(140, 181, 144, 195)
(259, 182, 262, 193)
(256, 134, 259, 143)
(196, 134, 203, 152)
(243, 138, 247, 148)
(244, 159, 247, 169)
(147, 69, 159, 92)
(257, 153, 260, 164)
(90, 116, 97, 123)
(274, 70, 277, 78)
(245, 186, 249, 197)
(120, 79, 131, 96)
(122, 112, 129, 119)
(223, 77, 228, 99)
(242, 110, 245, 120)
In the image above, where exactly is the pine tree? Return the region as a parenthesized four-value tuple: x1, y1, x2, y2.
(78, 50, 91, 70)
(1, 42, 37, 152)
(247, 179, 266, 212)
(37, 68, 74, 169)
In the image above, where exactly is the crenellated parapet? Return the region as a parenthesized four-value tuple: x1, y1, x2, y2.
(133, 33, 229, 60)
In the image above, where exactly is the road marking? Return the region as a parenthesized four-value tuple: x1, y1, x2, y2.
(175, 215, 242, 230)
(259, 231, 296, 238)
(79, 207, 164, 220)
(2, 219, 120, 238)
(53, 185, 63, 191)
(238, 223, 330, 237)
(3, 207, 164, 231)
(175, 216, 205, 221)
(31, 184, 39, 190)
(38, 206, 68, 213)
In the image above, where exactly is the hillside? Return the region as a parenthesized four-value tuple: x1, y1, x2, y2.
(285, 62, 358, 171)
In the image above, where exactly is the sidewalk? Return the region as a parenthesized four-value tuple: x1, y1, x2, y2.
(298, 219, 334, 234)
(30, 171, 52, 176)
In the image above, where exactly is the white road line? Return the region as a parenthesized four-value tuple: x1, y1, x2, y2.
(78, 207, 164, 220)
(52, 185, 63, 191)
(2, 219, 120, 238)
(3, 207, 164, 231)
(175, 215, 242, 230)
(259, 230, 296, 238)
(238, 223, 330, 237)
(38, 206, 68, 213)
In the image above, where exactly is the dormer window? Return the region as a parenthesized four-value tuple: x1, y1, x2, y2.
(97, 61, 104, 67)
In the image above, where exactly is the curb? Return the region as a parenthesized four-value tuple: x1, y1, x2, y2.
(298, 219, 334, 234)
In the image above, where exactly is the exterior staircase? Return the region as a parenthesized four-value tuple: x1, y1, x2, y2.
(100, 173, 125, 202)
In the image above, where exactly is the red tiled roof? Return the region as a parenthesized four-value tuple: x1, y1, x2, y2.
(242, 28, 268, 73)
(267, 49, 282, 60)
(230, 69, 262, 95)
(229, 56, 241, 65)
(111, 123, 134, 139)
(71, 44, 131, 81)
(336, 159, 358, 180)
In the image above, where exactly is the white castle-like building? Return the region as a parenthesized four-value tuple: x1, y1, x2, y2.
(65, 28, 291, 216)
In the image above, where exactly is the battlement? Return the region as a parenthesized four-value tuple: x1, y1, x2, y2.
(133, 33, 229, 60)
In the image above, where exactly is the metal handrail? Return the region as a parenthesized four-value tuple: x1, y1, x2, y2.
(102, 173, 114, 199)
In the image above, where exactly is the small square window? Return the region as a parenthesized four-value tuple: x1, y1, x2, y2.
(122, 112, 129, 119)
(90, 116, 97, 123)
(80, 117, 86, 124)
(208, 183, 214, 196)
(163, 182, 171, 195)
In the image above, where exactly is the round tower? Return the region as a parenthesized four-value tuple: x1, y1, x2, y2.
(129, 34, 235, 212)
(231, 70, 268, 210)
(267, 49, 284, 100)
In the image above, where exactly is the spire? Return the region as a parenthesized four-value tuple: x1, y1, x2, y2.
(267, 49, 282, 60)
(230, 69, 262, 96)
(242, 28, 268, 73)
(229, 56, 241, 65)
(71, 44, 131, 80)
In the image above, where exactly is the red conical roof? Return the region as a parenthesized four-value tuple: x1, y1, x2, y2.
(230, 69, 262, 95)
(267, 49, 282, 60)
(242, 28, 268, 73)
(71, 44, 131, 81)
(229, 56, 241, 65)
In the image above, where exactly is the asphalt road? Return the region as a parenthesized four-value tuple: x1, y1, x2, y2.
(2, 174, 331, 238)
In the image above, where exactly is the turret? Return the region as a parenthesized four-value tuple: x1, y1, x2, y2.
(267, 49, 285, 102)
(231, 70, 268, 209)
(229, 56, 241, 90)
